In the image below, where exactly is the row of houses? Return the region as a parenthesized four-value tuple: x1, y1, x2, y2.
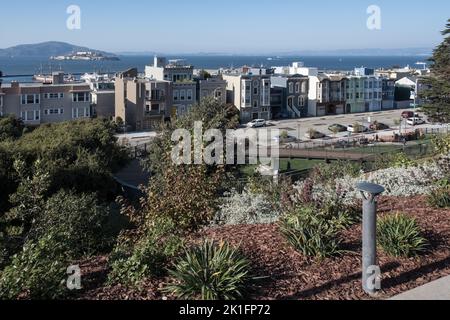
(0, 58, 426, 131)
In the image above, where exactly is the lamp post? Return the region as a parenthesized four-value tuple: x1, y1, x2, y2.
(356, 182, 385, 295)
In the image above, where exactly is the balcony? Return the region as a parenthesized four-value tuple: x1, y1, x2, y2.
(146, 94, 166, 102)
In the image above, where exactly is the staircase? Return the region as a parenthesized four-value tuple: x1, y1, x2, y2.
(287, 104, 302, 118)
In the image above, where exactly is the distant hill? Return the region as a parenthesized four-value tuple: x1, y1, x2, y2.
(0, 41, 115, 58)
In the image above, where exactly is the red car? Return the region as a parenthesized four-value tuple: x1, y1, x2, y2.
(401, 111, 414, 119)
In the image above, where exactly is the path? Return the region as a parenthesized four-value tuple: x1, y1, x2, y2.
(390, 275, 450, 300)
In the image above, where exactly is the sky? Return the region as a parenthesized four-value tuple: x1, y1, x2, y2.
(0, 0, 449, 54)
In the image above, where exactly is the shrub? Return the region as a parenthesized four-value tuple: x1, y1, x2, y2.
(280, 205, 345, 259)
(0, 234, 70, 300)
(108, 218, 183, 287)
(214, 189, 280, 225)
(427, 187, 450, 208)
(377, 213, 428, 258)
(29, 190, 111, 258)
(164, 240, 252, 300)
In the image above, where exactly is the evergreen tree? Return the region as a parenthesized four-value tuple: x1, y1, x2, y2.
(421, 19, 450, 122)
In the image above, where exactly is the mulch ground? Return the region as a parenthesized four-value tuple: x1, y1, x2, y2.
(78, 195, 450, 300)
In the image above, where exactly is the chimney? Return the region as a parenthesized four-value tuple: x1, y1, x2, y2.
(52, 71, 64, 85)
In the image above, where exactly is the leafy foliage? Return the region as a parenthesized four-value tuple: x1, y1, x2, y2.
(108, 218, 183, 287)
(215, 188, 280, 225)
(29, 190, 111, 257)
(427, 187, 450, 208)
(421, 19, 450, 123)
(280, 205, 347, 259)
(0, 234, 70, 300)
(0, 116, 25, 142)
(377, 213, 428, 258)
(164, 240, 252, 300)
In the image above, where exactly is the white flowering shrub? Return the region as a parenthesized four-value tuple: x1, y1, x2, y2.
(294, 161, 445, 203)
(214, 189, 280, 226)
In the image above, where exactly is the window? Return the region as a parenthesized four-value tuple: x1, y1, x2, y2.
(253, 87, 258, 95)
(289, 82, 294, 94)
(299, 96, 306, 107)
(180, 90, 186, 101)
(253, 100, 258, 108)
(215, 90, 222, 99)
(302, 81, 307, 92)
(21, 94, 40, 105)
(173, 90, 179, 101)
(44, 93, 61, 99)
(187, 89, 193, 101)
(151, 104, 160, 112)
(295, 82, 300, 93)
(72, 92, 89, 102)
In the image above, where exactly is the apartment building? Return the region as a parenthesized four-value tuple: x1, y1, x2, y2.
(346, 72, 383, 113)
(84, 74, 115, 119)
(382, 78, 396, 110)
(270, 74, 309, 118)
(115, 68, 171, 131)
(308, 74, 347, 116)
(145, 57, 197, 117)
(0, 72, 91, 124)
(197, 76, 227, 104)
(223, 70, 271, 122)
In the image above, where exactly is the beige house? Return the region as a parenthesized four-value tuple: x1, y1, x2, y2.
(115, 68, 171, 131)
(223, 71, 271, 122)
(197, 76, 227, 104)
(0, 72, 91, 125)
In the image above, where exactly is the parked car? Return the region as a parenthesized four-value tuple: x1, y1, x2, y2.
(406, 118, 426, 126)
(305, 130, 326, 140)
(328, 124, 348, 133)
(347, 124, 368, 133)
(370, 122, 390, 131)
(247, 119, 266, 128)
(402, 111, 421, 119)
(273, 135, 298, 143)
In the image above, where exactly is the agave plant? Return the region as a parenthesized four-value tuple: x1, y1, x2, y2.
(164, 240, 252, 300)
(377, 213, 428, 258)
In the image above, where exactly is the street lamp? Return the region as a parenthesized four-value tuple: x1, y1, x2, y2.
(356, 181, 385, 295)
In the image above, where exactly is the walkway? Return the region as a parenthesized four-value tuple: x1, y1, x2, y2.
(390, 275, 450, 300)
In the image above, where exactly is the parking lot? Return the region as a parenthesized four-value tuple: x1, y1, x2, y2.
(258, 108, 449, 142)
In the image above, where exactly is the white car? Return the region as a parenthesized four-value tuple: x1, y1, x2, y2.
(247, 119, 266, 128)
(407, 118, 426, 126)
(347, 125, 368, 133)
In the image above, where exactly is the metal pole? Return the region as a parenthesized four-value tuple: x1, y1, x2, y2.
(357, 182, 385, 296)
(362, 194, 377, 295)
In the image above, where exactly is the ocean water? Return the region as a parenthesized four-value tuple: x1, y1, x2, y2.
(0, 55, 430, 82)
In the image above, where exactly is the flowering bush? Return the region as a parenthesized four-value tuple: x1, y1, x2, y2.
(293, 161, 445, 203)
(214, 189, 280, 226)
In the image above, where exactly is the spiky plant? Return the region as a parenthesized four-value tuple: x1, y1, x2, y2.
(377, 213, 428, 258)
(164, 240, 252, 300)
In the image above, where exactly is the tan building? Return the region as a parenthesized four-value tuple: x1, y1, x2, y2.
(115, 68, 171, 131)
(223, 70, 272, 123)
(0, 72, 91, 125)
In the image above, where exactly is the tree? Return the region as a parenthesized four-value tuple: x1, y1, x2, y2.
(421, 19, 450, 122)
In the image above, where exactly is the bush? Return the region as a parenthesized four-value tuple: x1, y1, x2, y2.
(108, 218, 183, 287)
(164, 240, 252, 300)
(427, 187, 450, 208)
(214, 189, 280, 225)
(29, 190, 111, 258)
(0, 234, 70, 300)
(377, 213, 428, 258)
(280, 205, 345, 259)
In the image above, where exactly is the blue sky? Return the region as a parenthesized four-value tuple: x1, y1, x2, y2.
(0, 0, 449, 53)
